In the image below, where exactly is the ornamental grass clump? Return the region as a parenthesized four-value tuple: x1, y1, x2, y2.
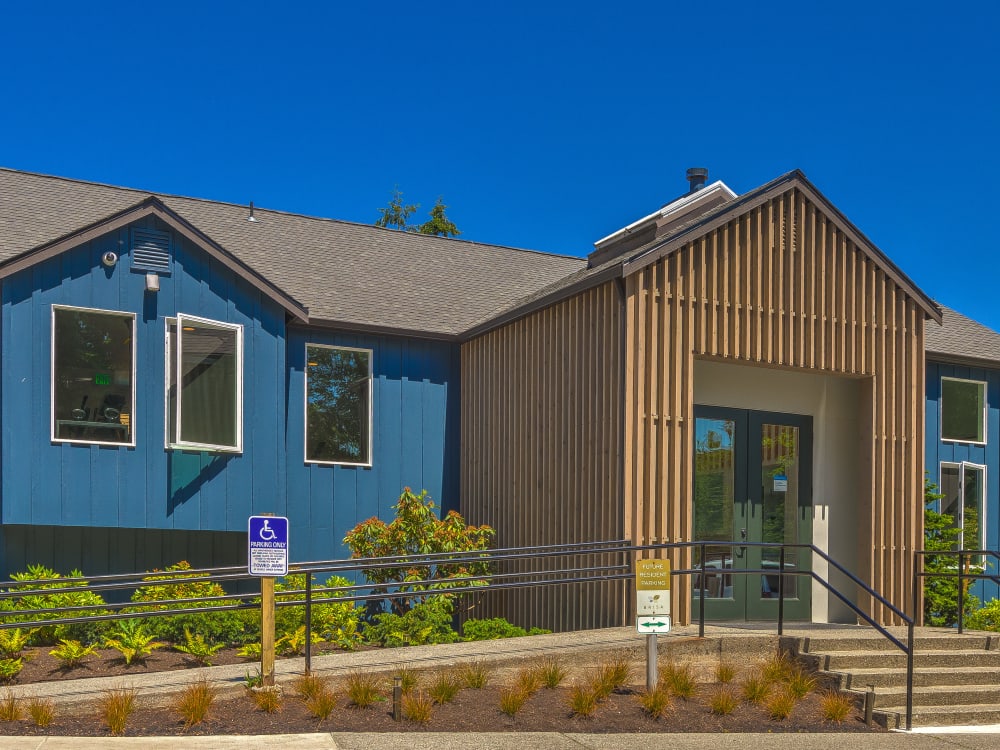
(401, 690, 434, 724)
(458, 660, 490, 689)
(293, 673, 330, 702)
(345, 670, 381, 708)
(498, 686, 529, 716)
(766, 687, 797, 721)
(785, 667, 817, 700)
(173, 676, 217, 728)
(715, 660, 737, 684)
(637, 686, 671, 719)
(305, 686, 338, 722)
(251, 687, 282, 713)
(397, 664, 419, 693)
(539, 657, 567, 689)
(594, 653, 632, 697)
(742, 672, 770, 704)
(514, 665, 542, 697)
(819, 690, 855, 723)
(660, 662, 697, 700)
(0, 690, 21, 722)
(99, 685, 138, 736)
(761, 652, 796, 684)
(567, 684, 599, 718)
(709, 686, 740, 716)
(26, 696, 54, 728)
(427, 670, 461, 705)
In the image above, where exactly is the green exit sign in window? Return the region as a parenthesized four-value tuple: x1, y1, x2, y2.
(94, 373, 111, 386)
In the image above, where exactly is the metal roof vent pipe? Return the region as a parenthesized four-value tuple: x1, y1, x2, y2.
(686, 167, 709, 193)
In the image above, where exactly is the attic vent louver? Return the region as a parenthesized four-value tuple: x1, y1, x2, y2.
(130, 227, 171, 273)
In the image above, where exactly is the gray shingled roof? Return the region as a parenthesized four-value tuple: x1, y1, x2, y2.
(926, 306, 1000, 365)
(0, 168, 585, 338)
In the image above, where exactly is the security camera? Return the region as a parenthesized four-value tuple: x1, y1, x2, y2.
(101, 251, 118, 268)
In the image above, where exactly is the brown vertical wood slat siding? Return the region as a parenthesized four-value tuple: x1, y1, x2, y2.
(624, 187, 925, 625)
(460, 282, 624, 631)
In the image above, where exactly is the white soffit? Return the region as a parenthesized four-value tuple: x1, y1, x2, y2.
(594, 180, 738, 249)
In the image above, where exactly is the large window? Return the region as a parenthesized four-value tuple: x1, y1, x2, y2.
(305, 344, 372, 465)
(51, 306, 136, 446)
(166, 314, 243, 452)
(941, 377, 987, 444)
(940, 462, 987, 555)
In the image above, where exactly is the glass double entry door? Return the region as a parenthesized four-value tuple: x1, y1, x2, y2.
(693, 406, 813, 621)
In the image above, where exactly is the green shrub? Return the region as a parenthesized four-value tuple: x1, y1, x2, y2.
(924, 476, 978, 627)
(276, 625, 323, 656)
(966, 599, 1000, 631)
(2, 565, 109, 645)
(49, 639, 96, 668)
(363, 596, 459, 647)
(127, 561, 247, 645)
(0, 628, 34, 659)
(461, 617, 550, 641)
(272, 574, 364, 650)
(343, 488, 494, 615)
(174, 628, 225, 666)
(104, 619, 164, 665)
(0, 659, 22, 683)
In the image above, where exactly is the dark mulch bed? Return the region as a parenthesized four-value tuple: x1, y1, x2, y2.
(0, 672, 880, 736)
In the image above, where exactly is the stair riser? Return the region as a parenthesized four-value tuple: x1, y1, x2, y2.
(823, 653, 1000, 669)
(881, 709, 1000, 727)
(824, 669, 1000, 689)
(873, 690, 1000, 708)
(802, 636, 992, 653)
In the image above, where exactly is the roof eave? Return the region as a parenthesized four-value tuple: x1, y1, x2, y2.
(461, 264, 622, 341)
(0, 197, 310, 323)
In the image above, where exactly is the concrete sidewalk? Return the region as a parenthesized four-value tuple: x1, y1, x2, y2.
(4, 732, 1000, 749)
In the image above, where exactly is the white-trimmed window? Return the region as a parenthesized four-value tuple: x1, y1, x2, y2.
(166, 314, 243, 452)
(940, 462, 987, 556)
(51, 305, 136, 446)
(941, 377, 987, 444)
(305, 344, 372, 466)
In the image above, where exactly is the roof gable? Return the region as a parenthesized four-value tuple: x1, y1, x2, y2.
(620, 170, 941, 323)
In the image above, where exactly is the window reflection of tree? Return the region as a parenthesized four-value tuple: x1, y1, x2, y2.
(307, 347, 370, 463)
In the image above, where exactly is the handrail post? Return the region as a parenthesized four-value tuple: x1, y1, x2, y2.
(777, 546, 785, 636)
(957, 551, 965, 634)
(304, 573, 313, 675)
(699, 542, 706, 638)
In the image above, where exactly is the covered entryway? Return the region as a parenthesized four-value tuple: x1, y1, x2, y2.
(692, 405, 813, 621)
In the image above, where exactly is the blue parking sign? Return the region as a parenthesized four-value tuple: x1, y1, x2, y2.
(248, 515, 289, 576)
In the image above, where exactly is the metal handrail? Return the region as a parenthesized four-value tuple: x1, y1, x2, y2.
(0, 538, 918, 727)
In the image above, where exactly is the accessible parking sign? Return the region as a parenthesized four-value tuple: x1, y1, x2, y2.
(248, 515, 289, 576)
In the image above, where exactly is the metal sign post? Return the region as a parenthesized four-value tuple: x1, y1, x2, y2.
(248, 515, 289, 687)
(636, 558, 671, 690)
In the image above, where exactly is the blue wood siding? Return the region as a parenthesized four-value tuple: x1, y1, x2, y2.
(925, 360, 1000, 602)
(285, 328, 461, 562)
(1, 216, 287, 532)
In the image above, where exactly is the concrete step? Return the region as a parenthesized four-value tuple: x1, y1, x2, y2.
(877, 703, 1000, 728)
(870, 683, 1000, 709)
(826, 665, 1000, 689)
(811, 648, 1000, 670)
(801, 633, 994, 653)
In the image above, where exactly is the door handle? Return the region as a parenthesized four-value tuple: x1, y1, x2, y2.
(737, 528, 747, 558)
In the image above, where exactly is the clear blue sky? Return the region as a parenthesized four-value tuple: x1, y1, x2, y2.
(2, 2, 998, 331)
